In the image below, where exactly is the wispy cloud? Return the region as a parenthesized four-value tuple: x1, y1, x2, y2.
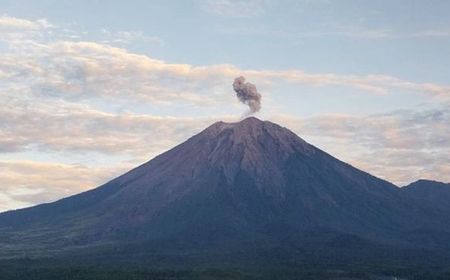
(218, 24, 393, 40)
(1, 28, 448, 111)
(276, 106, 450, 186)
(99, 29, 164, 46)
(0, 160, 129, 212)
(0, 96, 217, 156)
(0, 15, 449, 211)
(200, 0, 267, 17)
(1, 104, 448, 210)
(412, 29, 450, 38)
(0, 15, 53, 30)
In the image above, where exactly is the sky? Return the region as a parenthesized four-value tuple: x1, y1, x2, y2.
(0, 0, 449, 212)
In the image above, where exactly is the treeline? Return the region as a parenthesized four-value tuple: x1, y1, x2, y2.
(0, 266, 249, 280)
(1, 263, 450, 280)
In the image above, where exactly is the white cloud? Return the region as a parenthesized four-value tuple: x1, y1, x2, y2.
(0, 15, 449, 211)
(0, 15, 53, 30)
(1, 39, 448, 113)
(275, 106, 450, 186)
(0, 160, 130, 212)
(1, 15, 449, 112)
(0, 96, 218, 156)
(1, 104, 448, 211)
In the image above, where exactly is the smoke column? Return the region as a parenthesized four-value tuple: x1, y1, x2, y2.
(232, 76, 262, 115)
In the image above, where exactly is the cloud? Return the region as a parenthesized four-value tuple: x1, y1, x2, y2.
(1, 39, 448, 112)
(1, 15, 449, 111)
(0, 160, 130, 212)
(1, 40, 236, 107)
(292, 26, 392, 39)
(0, 15, 55, 47)
(1, 105, 447, 211)
(250, 71, 450, 97)
(200, 0, 267, 17)
(99, 29, 164, 46)
(275, 106, 450, 186)
(0, 15, 52, 30)
(0, 96, 217, 156)
(412, 29, 450, 38)
(0, 15, 449, 211)
(217, 22, 393, 40)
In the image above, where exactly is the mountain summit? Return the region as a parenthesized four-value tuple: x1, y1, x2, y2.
(1, 117, 449, 264)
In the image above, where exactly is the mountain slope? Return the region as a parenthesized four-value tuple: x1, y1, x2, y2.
(402, 179, 450, 212)
(0, 117, 449, 263)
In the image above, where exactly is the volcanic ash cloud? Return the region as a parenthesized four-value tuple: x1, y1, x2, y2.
(233, 76, 262, 115)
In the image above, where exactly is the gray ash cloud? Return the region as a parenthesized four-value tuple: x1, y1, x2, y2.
(233, 76, 262, 115)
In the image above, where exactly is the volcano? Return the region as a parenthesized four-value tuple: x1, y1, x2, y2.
(1, 117, 449, 267)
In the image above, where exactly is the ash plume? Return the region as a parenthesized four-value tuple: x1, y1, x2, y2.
(233, 76, 262, 115)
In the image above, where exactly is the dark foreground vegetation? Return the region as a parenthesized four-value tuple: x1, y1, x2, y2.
(1, 260, 450, 280)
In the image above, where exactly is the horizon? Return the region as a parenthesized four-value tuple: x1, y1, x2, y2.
(1, 0, 449, 212)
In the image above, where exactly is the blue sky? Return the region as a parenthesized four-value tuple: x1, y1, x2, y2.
(0, 0, 449, 211)
(3, 0, 450, 81)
